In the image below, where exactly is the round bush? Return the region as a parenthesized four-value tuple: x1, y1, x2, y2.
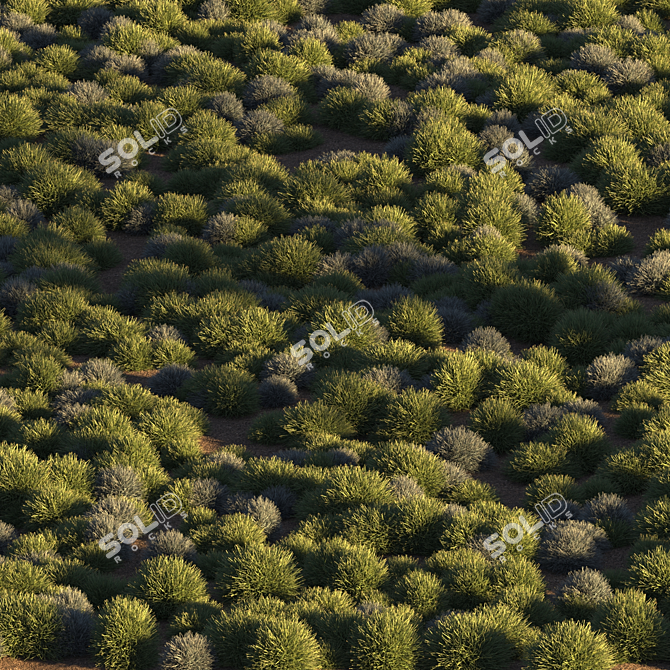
(246, 617, 322, 670)
(216, 544, 302, 602)
(426, 426, 494, 473)
(90, 596, 159, 670)
(470, 397, 525, 454)
(537, 520, 609, 573)
(460, 326, 512, 358)
(160, 631, 214, 670)
(258, 375, 299, 409)
(489, 280, 564, 344)
(350, 606, 419, 670)
(585, 354, 638, 401)
(556, 567, 613, 620)
(524, 620, 615, 670)
(593, 588, 670, 662)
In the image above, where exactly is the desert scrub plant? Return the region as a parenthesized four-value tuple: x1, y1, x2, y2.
(551, 308, 615, 366)
(470, 396, 526, 454)
(365, 441, 448, 497)
(422, 604, 530, 669)
(536, 191, 593, 252)
(493, 360, 570, 410)
(376, 388, 449, 444)
(90, 596, 159, 670)
(537, 520, 610, 573)
(0, 91, 42, 140)
(427, 425, 495, 474)
(407, 115, 484, 175)
(0, 591, 64, 660)
(216, 543, 302, 602)
(243, 235, 321, 288)
(585, 354, 638, 401)
(131, 555, 209, 620)
(592, 588, 670, 662)
(431, 351, 483, 411)
(556, 567, 612, 620)
(489, 281, 564, 344)
(349, 606, 420, 670)
(303, 536, 388, 599)
(386, 295, 443, 349)
(524, 619, 615, 670)
(630, 250, 670, 297)
(159, 631, 214, 670)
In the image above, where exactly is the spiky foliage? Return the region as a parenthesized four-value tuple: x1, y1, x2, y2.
(556, 567, 612, 621)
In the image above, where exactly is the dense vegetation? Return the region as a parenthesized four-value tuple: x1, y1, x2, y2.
(0, 0, 669, 668)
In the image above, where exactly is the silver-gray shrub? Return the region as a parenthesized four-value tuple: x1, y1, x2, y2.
(585, 354, 638, 400)
(426, 426, 494, 473)
(95, 465, 146, 501)
(160, 631, 215, 670)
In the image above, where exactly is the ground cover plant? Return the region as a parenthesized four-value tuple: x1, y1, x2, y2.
(1, 1, 670, 669)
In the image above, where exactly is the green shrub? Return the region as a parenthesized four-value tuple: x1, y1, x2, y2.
(303, 536, 388, 600)
(494, 63, 556, 117)
(181, 365, 259, 418)
(470, 396, 525, 454)
(431, 351, 483, 411)
(537, 192, 593, 251)
(551, 308, 614, 366)
(90, 596, 159, 670)
(593, 588, 670, 662)
(0, 92, 42, 140)
(153, 193, 209, 236)
(524, 620, 615, 670)
(493, 360, 569, 410)
(132, 555, 209, 620)
(423, 604, 530, 669)
(0, 591, 63, 660)
(376, 388, 449, 443)
(245, 235, 321, 288)
(489, 280, 564, 344)
(366, 441, 447, 496)
(350, 606, 420, 670)
(216, 544, 302, 602)
(407, 116, 484, 175)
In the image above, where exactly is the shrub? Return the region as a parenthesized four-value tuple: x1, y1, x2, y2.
(585, 354, 638, 400)
(593, 588, 670, 662)
(0, 92, 42, 140)
(426, 426, 494, 473)
(0, 591, 63, 660)
(537, 520, 609, 573)
(489, 281, 564, 344)
(216, 544, 301, 602)
(376, 388, 449, 444)
(160, 631, 214, 670)
(246, 235, 321, 288)
(303, 537, 388, 599)
(366, 441, 448, 497)
(556, 567, 613, 620)
(537, 192, 593, 251)
(407, 116, 484, 175)
(90, 596, 159, 670)
(183, 365, 259, 418)
(524, 620, 615, 670)
(630, 250, 670, 296)
(386, 295, 443, 349)
(422, 605, 528, 670)
(551, 308, 614, 366)
(494, 360, 569, 410)
(349, 606, 419, 670)
(246, 617, 322, 670)
(132, 556, 209, 620)
(470, 397, 525, 454)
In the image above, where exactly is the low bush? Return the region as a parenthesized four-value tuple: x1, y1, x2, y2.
(90, 596, 159, 670)
(524, 620, 615, 670)
(216, 544, 302, 602)
(160, 631, 214, 670)
(537, 520, 610, 573)
(556, 567, 613, 621)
